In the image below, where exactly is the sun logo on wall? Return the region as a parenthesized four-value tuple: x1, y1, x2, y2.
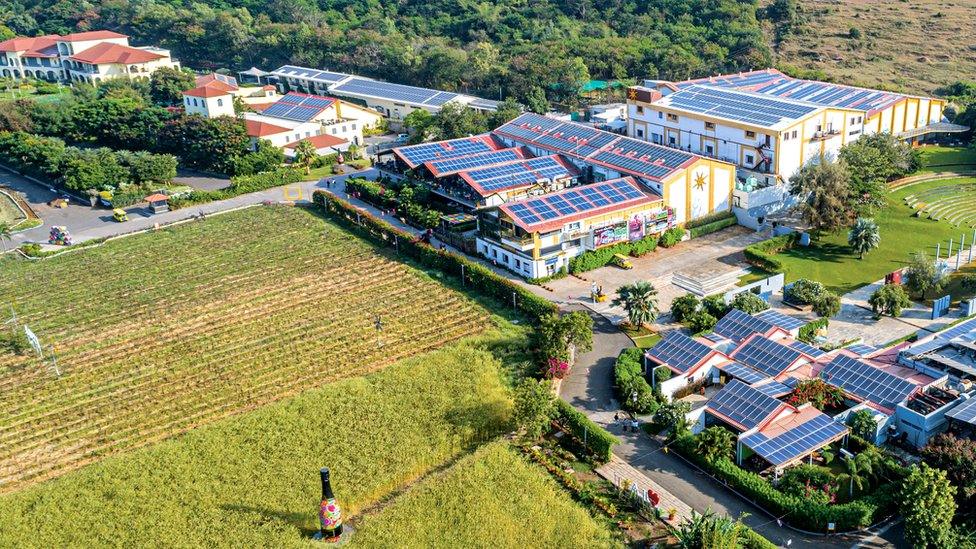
(694, 173, 708, 190)
(628, 88, 637, 100)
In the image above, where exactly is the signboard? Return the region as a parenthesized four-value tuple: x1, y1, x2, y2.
(23, 325, 42, 357)
(644, 207, 673, 235)
(628, 214, 645, 241)
(593, 223, 627, 247)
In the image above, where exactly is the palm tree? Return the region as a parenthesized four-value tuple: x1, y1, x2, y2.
(848, 217, 880, 259)
(695, 426, 735, 464)
(839, 452, 874, 497)
(0, 222, 11, 253)
(293, 139, 317, 174)
(612, 281, 658, 327)
(675, 510, 745, 549)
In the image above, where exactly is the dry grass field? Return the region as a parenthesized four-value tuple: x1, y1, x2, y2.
(769, 0, 976, 94)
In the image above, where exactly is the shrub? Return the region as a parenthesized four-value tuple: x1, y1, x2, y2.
(744, 233, 797, 271)
(652, 365, 672, 382)
(613, 348, 657, 414)
(628, 235, 658, 257)
(685, 210, 736, 229)
(659, 227, 685, 248)
(798, 318, 828, 343)
(19, 243, 41, 257)
(686, 310, 717, 334)
(730, 292, 769, 314)
(0, 328, 31, 355)
(553, 399, 618, 463)
(702, 294, 729, 319)
(567, 234, 659, 273)
(785, 278, 828, 305)
(545, 358, 570, 380)
(813, 292, 841, 318)
(670, 293, 700, 322)
(778, 464, 838, 505)
(689, 216, 738, 238)
(513, 378, 555, 440)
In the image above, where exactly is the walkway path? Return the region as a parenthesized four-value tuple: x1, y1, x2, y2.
(596, 455, 693, 524)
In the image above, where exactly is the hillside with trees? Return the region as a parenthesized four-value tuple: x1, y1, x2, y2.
(0, 0, 772, 108)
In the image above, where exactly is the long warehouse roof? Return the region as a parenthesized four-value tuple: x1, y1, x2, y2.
(652, 84, 823, 130)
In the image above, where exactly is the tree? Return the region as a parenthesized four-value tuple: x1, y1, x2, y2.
(670, 294, 700, 322)
(847, 409, 878, 442)
(232, 139, 284, 175)
(729, 292, 769, 314)
(702, 294, 729, 319)
(292, 139, 317, 174)
(812, 292, 841, 318)
(612, 281, 659, 327)
(788, 378, 844, 410)
(655, 401, 691, 440)
(922, 433, 976, 512)
(839, 132, 920, 212)
(674, 510, 745, 549)
(158, 115, 250, 174)
(535, 311, 593, 363)
(149, 67, 196, 106)
(686, 311, 717, 334)
(695, 426, 735, 464)
(839, 451, 875, 497)
(123, 151, 178, 185)
(848, 217, 880, 259)
(899, 463, 957, 549)
(512, 378, 554, 440)
(906, 251, 946, 300)
(785, 278, 828, 305)
(0, 221, 11, 253)
(869, 284, 911, 317)
(789, 160, 855, 233)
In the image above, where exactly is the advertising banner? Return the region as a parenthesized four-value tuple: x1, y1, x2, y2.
(628, 214, 645, 241)
(593, 223, 627, 247)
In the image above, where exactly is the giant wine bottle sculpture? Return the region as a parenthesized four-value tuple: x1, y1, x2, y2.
(318, 467, 343, 541)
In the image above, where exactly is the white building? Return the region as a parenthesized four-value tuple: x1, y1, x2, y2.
(183, 73, 279, 118)
(0, 30, 179, 83)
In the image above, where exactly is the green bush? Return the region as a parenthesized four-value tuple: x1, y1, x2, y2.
(730, 292, 769, 314)
(686, 310, 717, 334)
(670, 294, 700, 322)
(659, 227, 685, 248)
(785, 278, 829, 306)
(614, 348, 657, 414)
(628, 235, 658, 257)
(18, 243, 41, 257)
(798, 318, 828, 343)
(313, 191, 557, 322)
(567, 234, 658, 273)
(743, 233, 798, 271)
(689, 216, 738, 238)
(685, 210, 736, 229)
(553, 398, 618, 463)
(168, 168, 303, 209)
(653, 365, 672, 382)
(672, 435, 893, 531)
(346, 177, 443, 230)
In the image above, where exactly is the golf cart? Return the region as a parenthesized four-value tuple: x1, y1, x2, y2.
(612, 253, 633, 269)
(112, 208, 128, 222)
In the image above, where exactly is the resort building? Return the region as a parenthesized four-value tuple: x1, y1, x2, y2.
(0, 30, 179, 83)
(391, 113, 736, 278)
(626, 69, 959, 227)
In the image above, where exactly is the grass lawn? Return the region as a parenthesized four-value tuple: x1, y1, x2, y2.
(0, 190, 26, 225)
(351, 441, 618, 548)
(773, 177, 976, 294)
(0, 205, 493, 491)
(919, 146, 976, 172)
(0, 339, 520, 547)
(736, 266, 776, 287)
(936, 260, 976, 306)
(621, 323, 661, 349)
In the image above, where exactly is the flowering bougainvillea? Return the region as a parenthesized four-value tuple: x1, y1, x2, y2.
(546, 358, 570, 379)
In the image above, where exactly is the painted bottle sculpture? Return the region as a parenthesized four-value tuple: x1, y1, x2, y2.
(318, 467, 343, 541)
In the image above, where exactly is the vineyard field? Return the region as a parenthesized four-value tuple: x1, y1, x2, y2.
(350, 441, 618, 549)
(0, 343, 516, 547)
(0, 205, 492, 492)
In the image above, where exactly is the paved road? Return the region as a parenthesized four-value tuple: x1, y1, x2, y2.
(560, 307, 905, 549)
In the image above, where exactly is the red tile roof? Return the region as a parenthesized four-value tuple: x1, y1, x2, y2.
(245, 119, 292, 137)
(248, 102, 275, 112)
(60, 30, 128, 42)
(284, 134, 349, 150)
(184, 82, 234, 98)
(0, 35, 58, 53)
(144, 193, 169, 202)
(69, 42, 164, 65)
(195, 73, 238, 90)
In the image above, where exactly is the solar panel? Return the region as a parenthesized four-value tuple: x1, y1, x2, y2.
(946, 397, 976, 424)
(273, 65, 350, 84)
(460, 155, 576, 195)
(663, 85, 818, 128)
(741, 413, 848, 466)
(706, 380, 784, 430)
(936, 318, 976, 342)
(753, 380, 793, 398)
(820, 355, 917, 409)
(425, 149, 522, 176)
(788, 340, 825, 358)
(845, 344, 877, 357)
(754, 310, 806, 332)
(331, 76, 460, 106)
(713, 309, 775, 343)
(731, 335, 803, 378)
(395, 137, 495, 167)
(646, 331, 714, 374)
(716, 361, 767, 385)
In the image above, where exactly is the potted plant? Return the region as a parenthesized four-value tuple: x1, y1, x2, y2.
(668, 507, 677, 521)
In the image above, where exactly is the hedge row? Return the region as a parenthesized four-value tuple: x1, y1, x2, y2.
(312, 190, 557, 322)
(553, 398, 618, 463)
(614, 348, 657, 414)
(672, 436, 895, 532)
(345, 177, 441, 229)
(689, 215, 738, 239)
(568, 234, 659, 273)
(743, 233, 797, 272)
(685, 209, 736, 229)
(169, 168, 304, 209)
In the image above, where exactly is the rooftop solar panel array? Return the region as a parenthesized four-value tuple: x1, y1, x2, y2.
(713, 309, 775, 343)
(395, 137, 495, 167)
(946, 397, 976, 425)
(425, 148, 522, 176)
(646, 331, 714, 374)
(706, 380, 784, 430)
(741, 413, 848, 466)
(462, 155, 575, 195)
(273, 65, 350, 84)
(331, 76, 460, 106)
(493, 113, 698, 182)
(732, 335, 803, 378)
(789, 340, 825, 358)
(820, 355, 917, 409)
(501, 177, 651, 228)
(753, 380, 793, 398)
(261, 92, 335, 122)
(663, 85, 819, 128)
(716, 361, 767, 385)
(754, 310, 806, 332)
(846, 344, 878, 357)
(935, 317, 976, 342)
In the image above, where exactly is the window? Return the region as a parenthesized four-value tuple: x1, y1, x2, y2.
(815, 124, 822, 132)
(502, 254, 509, 264)
(651, 133, 662, 144)
(491, 249, 497, 258)
(783, 132, 790, 141)
(792, 130, 798, 139)
(216, 98, 223, 107)
(305, 131, 311, 137)
(745, 154, 754, 165)
(294, 134, 300, 141)
(352, 123, 357, 130)
(705, 144, 714, 155)
(657, 111, 663, 119)
(566, 221, 581, 231)
(514, 259, 521, 268)
(668, 135, 676, 145)
(636, 105, 644, 115)
(745, 130, 756, 139)
(185, 97, 190, 106)
(192, 98, 198, 107)
(636, 128, 644, 138)
(667, 113, 678, 122)
(331, 128, 337, 134)
(705, 122, 715, 130)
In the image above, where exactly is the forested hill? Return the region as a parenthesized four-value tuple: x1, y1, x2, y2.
(0, 0, 771, 106)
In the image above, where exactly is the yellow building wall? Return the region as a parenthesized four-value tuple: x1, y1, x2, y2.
(660, 158, 734, 224)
